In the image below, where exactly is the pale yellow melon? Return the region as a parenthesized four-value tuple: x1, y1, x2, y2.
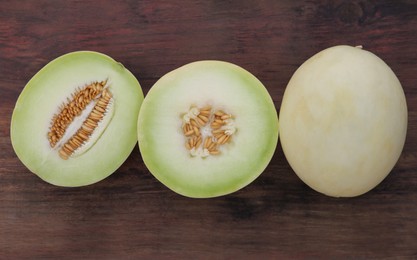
(279, 45, 407, 197)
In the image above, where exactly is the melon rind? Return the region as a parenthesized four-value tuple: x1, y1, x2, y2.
(138, 61, 279, 198)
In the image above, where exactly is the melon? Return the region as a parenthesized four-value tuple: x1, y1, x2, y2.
(279, 45, 407, 197)
(138, 61, 279, 198)
(11, 51, 144, 186)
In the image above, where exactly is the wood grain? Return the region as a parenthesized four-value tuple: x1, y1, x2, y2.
(1, 0, 416, 259)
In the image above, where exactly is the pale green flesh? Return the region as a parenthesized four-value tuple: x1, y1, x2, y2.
(138, 61, 278, 198)
(11, 51, 144, 187)
(279, 45, 408, 197)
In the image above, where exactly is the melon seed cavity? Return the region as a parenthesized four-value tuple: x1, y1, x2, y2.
(47, 80, 114, 160)
(181, 105, 236, 157)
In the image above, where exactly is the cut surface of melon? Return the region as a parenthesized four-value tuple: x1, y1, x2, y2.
(138, 61, 278, 198)
(279, 45, 407, 197)
(11, 51, 144, 187)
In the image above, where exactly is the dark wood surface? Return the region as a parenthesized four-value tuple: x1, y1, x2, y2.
(1, 1, 416, 259)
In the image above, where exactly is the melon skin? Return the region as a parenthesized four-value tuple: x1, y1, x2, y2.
(138, 61, 279, 198)
(279, 45, 407, 197)
(11, 51, 144, 187)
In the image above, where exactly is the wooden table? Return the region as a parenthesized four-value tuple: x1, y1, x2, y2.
(1, 1, 416, 258)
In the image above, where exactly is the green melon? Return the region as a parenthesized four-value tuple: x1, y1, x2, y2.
(11, 51, 143, 187)
(279, 45, 407, 197)
(138, 61, 278, 198)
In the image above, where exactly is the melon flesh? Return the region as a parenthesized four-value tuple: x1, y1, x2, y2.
(138, 61, 278, 198)
(11, 51, 143, 187)
(279, 45, 407, 197)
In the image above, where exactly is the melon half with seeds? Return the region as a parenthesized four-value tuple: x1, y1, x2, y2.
(11, 51, 143, 186)
(138, 61, 279, 198)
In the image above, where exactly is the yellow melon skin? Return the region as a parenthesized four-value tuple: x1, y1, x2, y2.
(279, 45, 407, 197)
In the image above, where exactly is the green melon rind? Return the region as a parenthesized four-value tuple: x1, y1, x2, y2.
(138, 61, 278, 198)
(11, 51, 144, 187)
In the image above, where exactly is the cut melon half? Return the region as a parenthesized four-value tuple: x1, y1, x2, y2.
(11, 51, 144, 187)
(138, 61, 279, 198)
